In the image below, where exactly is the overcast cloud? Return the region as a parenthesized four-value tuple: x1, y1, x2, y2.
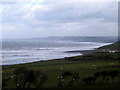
(0, 1, 118, 39)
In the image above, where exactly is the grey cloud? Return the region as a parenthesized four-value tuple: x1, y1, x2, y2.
(1, 2, 118, 39)
(34, 2, 117, 23)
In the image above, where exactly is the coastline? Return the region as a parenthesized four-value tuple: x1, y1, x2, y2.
(1, 49, 95, 66)
(2, 41, 120, 88)
(65, 50, 95, 55)
(2, 48, 98, 66)
(2, 42, 114, 66)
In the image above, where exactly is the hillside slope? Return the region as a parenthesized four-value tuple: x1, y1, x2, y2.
(97, 41, 120, 50)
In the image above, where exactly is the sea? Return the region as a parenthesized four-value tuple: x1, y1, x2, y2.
(1, 37, 117, 65)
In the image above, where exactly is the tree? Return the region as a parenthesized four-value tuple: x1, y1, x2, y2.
(62, 71, 72, 78)
(13, 67, 48, 88)
(25, 70, 36, 88)
(13, 67, 27, 88)
(69, 72, 80, 86)
(13, 67, 36, 88)
(2, 76, 10, 88)
(82, 76, 96, 85)
(34, 71, 48, 88)
(57, 75, 64, 87)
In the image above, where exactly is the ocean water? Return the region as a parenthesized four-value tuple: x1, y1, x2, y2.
(1, 39, 111, 65)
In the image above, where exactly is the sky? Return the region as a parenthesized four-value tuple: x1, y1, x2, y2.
(0, 0, 118, 39)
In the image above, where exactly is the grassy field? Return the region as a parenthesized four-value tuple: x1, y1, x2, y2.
(2, 41, 120, 88)
(2, 52, 120, 88)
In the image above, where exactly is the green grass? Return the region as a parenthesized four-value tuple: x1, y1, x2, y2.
(2, 59, 120, 88)
(2, 41, 120, 88)
(98, 41, 120, 50)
